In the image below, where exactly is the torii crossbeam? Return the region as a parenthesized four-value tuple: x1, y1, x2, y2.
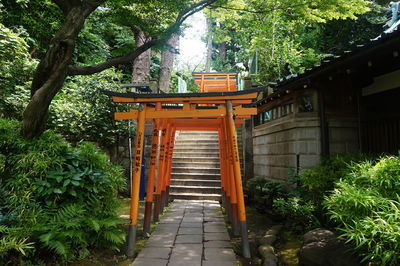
(104, 88, 263, 259)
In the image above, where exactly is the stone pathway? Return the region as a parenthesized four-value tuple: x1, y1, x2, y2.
(132, 200, 238, 266)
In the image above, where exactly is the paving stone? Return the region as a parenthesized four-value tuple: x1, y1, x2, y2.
(204, 248, 236, 261)
(182, 217, 203, 223)
(202, 261, 237, 266)
(204, 211, 223, 216)
(204, 224, 228, 233)
(170, 244, 203, 260)
(160, 218, 182, 224)
(204, 232, 230, 241)
(180, 222, 202, 228)
(204, 241, 232, 248)
(137, 247, 171, 259)
(183, 213, 203, 218)
(175, 234, 203, 244)
(168, 259, 202, 266)
(131, 258, 168, 266)
(154, 224, 179, 233)
(145, 235, 175, 247)
(204, 217, 225, 222)
(178, 227, 203, 235)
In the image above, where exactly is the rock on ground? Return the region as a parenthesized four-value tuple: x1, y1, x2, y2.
(299, 228, 361, 266)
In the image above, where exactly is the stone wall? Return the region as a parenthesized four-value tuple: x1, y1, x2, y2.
(328, 117, 359, 154)
(253, 112, 321, 181)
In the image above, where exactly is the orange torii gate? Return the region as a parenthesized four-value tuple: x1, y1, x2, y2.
(104, 89, 262, 259)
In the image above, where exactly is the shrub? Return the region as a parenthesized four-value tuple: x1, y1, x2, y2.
(0, 119, 126, 262)
(325, 155, 400, 265)
(273, 197, 318, 231)
(245, 177, 285, 212)
(299, 153, 373, 204)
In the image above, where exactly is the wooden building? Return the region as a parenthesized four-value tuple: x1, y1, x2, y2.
(252, 28, 400, 181)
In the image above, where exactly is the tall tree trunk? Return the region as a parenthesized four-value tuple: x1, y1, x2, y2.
(219, 42, 227, 61)
(158, 34, 179, 93)
(205, 17, 213, 72)
(22, 4, 93, 139)
(131, 30, 151, 84)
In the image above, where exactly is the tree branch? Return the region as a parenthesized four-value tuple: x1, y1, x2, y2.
(68, 0, 217, 76)
(68, 39, 161, 76)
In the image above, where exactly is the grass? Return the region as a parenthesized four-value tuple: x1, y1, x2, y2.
(276, 231, 302, 266)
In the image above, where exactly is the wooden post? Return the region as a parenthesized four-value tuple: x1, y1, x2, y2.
(224, 116, 240, 236)
(127, 104, 146, 257)
(153, 123, 167, 222)
(143, 122, 159, 235)
(217, 127, 227, 208)
(160, 122, 172, 214)
(221, 120, 233, 225)
(226, 100, 251, 258)
(164, 129, 176, 206)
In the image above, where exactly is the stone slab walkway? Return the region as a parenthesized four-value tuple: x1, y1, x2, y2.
(132, 200, 238, 266)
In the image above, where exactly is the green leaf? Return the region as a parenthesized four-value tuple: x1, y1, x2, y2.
(53, 188, 63, 194)
(71, 180, 80, 186)
(63, 179, 71, 187)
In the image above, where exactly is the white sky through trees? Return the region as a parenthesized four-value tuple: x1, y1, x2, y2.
(175, 12, 207, 73)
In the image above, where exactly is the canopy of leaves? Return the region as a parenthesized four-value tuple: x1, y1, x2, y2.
(207, 0, 388, 83)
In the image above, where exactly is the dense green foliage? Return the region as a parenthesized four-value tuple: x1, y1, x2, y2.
(247, 153, 400, 263)
(207, 0, 388, 83)
(0, 23, 37, 120)
(48, 69, 131, 146)
(325, 155, 400, 265)
(0, 119, 126, 263)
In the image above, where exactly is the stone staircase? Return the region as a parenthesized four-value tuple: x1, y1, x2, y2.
(169, 131, 222, 201)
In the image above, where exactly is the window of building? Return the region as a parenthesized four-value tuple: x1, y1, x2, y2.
(299, 95, 313, 112)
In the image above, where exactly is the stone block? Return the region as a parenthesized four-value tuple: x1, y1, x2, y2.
(295, 141, 308, 154)
(178, 227, 203, 235)
(132, 258, 168, 266)
(204, 224, 228, 233)
(204, 232, 230, 241)
(204, 248, 236, 261)
(168, 259, 201, 266)
(300, 155, 321, 169)
(182, 217, 203, 223)
(297, 128, 319, 141)
(137, 247, 171, 259)
(175, 234, 203, 244)
(307, 141, 320, 154)
(170, 244, 202, 262)
(204, 240, 232, 248)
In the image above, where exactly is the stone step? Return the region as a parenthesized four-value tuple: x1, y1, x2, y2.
(173, 147, 220, 153)
(170, 179, 221, 187)
(174, 139, 219, 144)
(169, 192, 221, 201)
(173, 152, 220, 158)
(170, 185, 221, 194)
(172, 167, 220, 174)
(172, 157, 220, 163)
(177, 136, 219, 141)
(172, 161, 220, 168)
(178, 131, 218, 136)
(171, 173, 220, 180)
